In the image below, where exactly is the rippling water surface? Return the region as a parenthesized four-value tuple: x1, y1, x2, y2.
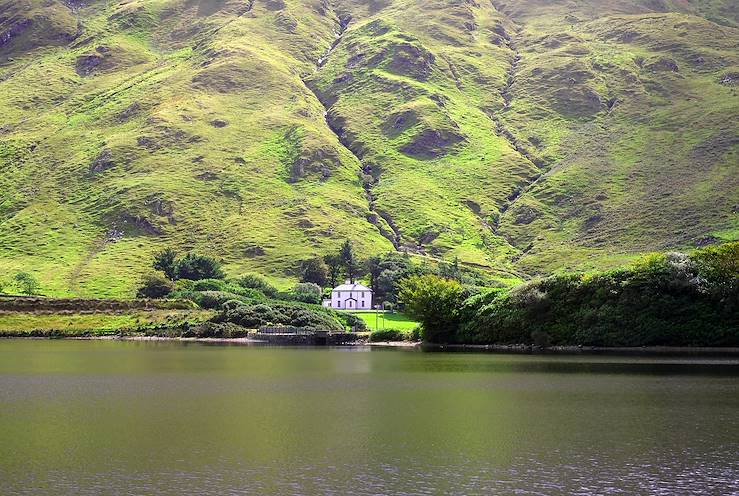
(1, 340, 738, 495)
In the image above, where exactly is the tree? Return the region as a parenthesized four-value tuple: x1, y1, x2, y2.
(174, 253, 225, 280)
(366, 256, 382, 294)
(324, 253, 343, 287)
(340, 240, 361, 283)
(371, 252, 415, 304)
(377, 269, 401, 303)
(14, 272, 39, 295)
(398, 274, 464, 343)
(300, 257, 329, 287)
(153, 248, 178, 280)
(137, 273, 174, 299)
(290, 282, 323, 304)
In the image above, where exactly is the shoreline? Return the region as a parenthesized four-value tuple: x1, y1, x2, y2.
(3, 335, 739, 355)
(417, 343, 739, 355)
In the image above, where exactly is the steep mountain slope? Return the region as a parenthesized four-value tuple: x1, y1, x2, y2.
(0, 0, 736, 296)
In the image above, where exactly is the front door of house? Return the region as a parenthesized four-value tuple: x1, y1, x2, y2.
(348, 300, 354, 309)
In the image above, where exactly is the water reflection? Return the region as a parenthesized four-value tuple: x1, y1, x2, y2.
(0, 340, 737, 495)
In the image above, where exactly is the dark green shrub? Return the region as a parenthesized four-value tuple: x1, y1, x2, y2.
(14, 272, 39, 295)
(218, 300, 344, 331)
(222, 299, 246, 313)
(369, 329, 406, 342)
(342, 313, 367, 331)
(181, 322, 250, 338)
(175, 253, 225, 281)
(192, 279, 227, 292)
(136, 274, 174, 299)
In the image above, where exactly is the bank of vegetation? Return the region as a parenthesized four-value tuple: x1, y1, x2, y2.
(0, 296, 214, 337)
(4, 241, 734, 346)
(400, 243, 738, 347)
(128, 242, 485, 338)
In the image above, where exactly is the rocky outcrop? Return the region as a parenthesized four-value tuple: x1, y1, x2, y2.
(75, 53, 104, 76)
(399, 127, 465, 159)
(719, 72, 738, 86)
(283, 128, 340, 183)
(644, 57, 679, 72)
(89, 148, 115, 174)
(137, 123, 201, 152)
(0, 19, 31, 49)
(385, 43, 436, 80)
(116, 102, 142, 122)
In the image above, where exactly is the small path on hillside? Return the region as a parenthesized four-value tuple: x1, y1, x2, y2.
(67, 226, 124, 293)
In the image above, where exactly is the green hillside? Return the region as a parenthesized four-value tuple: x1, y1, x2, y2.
(1, 0, 737, 296)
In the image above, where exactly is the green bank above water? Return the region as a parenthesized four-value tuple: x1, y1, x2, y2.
(401, 243, 738, 347)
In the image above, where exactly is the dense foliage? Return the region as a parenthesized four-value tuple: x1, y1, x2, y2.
(215, 300, 346, 331)
(455, 244, 739, 347)
(135, 266, 363, 331)
(174, 253, 225, 281)
(368, 327, 420, 342)
(151, 249, 224, 281)
(289, 283, 323, 304)
(153, 249, 178, 280)
(299, 257, 329, 287)
(368, 329, 406, 342)
(136, 274, 174, 299)
(398, 274, 465, 343)
(237, 274, 279, 298)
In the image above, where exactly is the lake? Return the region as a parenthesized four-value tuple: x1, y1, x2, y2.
(1, 340, 738, 495)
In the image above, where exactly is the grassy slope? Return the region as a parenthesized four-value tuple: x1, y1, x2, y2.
(350, 311, 419, 331)
(0, 309, 215, 334)
(0, 0, 736, 296)
(491, 1, 739, 274)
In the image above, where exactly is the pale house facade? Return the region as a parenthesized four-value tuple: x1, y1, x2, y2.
(323, 281, 373, 310)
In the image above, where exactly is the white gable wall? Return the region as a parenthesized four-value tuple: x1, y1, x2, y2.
(331, 289, 372, 310)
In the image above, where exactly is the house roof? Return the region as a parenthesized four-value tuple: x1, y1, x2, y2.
(332, 282, 371, 292)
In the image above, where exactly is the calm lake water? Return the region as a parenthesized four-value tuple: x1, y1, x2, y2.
(1, 340, 738, 495)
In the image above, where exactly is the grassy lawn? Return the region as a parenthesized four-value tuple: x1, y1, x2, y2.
(0, 310, 215, 335)
(350, 311, 419, 332)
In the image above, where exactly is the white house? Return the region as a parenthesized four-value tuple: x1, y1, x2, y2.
(323, 280, 373, 310)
